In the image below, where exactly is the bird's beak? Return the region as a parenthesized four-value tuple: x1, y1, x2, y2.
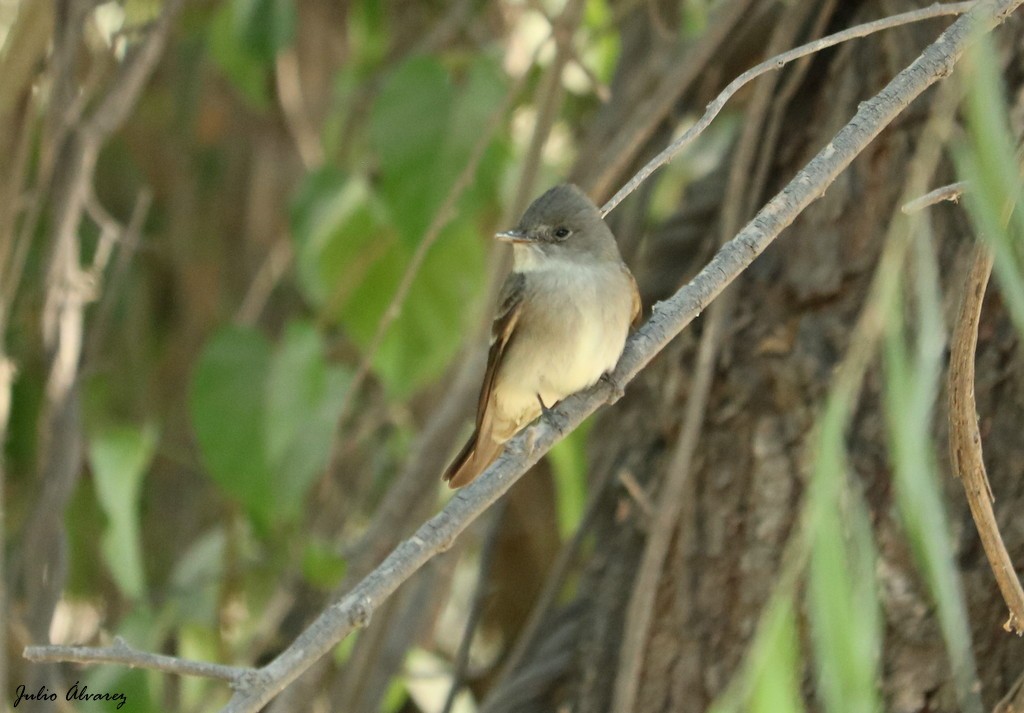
(495, 229, 531, 243)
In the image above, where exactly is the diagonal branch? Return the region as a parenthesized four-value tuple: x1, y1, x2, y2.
(211, 2, 1023, 710)
(23, 1, 1024, 710)
(600, 0, 976, 216)
(948, 244, 1024, 635)
(24, 638, 252, 684)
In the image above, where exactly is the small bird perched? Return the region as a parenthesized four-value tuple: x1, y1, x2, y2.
(443, 184, 641, 488)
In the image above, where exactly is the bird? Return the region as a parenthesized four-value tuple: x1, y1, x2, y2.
(443, 183, 641, 488)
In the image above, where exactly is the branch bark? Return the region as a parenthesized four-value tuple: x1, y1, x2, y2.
(211, 2, 1023, 710)
(947, 244, 1024, 635)
(24, 639, 252, 684)
(600, 1, 975, 216)
(21, 1, 1024, 709)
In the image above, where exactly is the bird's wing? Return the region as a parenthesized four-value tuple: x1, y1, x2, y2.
(442, 272, 525, 487)
(625, 265, 642, 327)
(475, 271, 525, 431)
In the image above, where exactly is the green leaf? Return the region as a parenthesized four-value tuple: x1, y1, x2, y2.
(291, 170, 391, 309)
(806, 378, 881, 713)
(88, 423, 158, 600)
(207, 4, 270, 109)
(748, 600, 805, 713)
(547, 417, 594, 539)
(230, 0, 295, 63)
(291, 57, 508, 396)
(291, 174, 485, 396)
(190, 326, 277, 524)
(709, 597, 806, 713)
(808, 489, 881, 713)
(368, 218, 485, 395)
(443, 58, 510, 201)
(168, 528, 226, 627)
(881, 229, 982, 713)
(178, 624, 226, 711)
(265, 320, 350, 511)
(955, 34, 1024, 334)
(301, 538, 348, 590)
(370, 57, 455, 242)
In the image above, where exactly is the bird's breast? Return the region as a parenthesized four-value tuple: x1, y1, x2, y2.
(492, 260, 633, 436)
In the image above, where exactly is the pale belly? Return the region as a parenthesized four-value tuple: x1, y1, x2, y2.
(490, 263, 632, 440)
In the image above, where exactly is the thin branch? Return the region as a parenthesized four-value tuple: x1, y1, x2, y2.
(18, 2, 185, 699)
(441, 504, 506, 713)
(212, 2, 1021, 710)
(579, 0, 756, 199)
(611, 1, 819, 704)
(327, 52, 531, 437)
(947, 244, 1024, 635)
(24, 639, 253, 684)
(20, 0, 1021, 706)
(902, 180, 969, 212)
(994, 671, 1024, 713)
(612, 297, 726, 712)
(600, 1, 977, 216)
(235, 239, 294, 326)
(617, 469, 655, 520)
(275, 48, 325, 170)
(84, 188, 152, 364)
(338, 29, 560, 578)
(82, 0, 186, 141)
(492, 462, 616, 687)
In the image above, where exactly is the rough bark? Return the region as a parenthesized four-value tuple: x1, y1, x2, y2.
(485, 3, 1024, 712)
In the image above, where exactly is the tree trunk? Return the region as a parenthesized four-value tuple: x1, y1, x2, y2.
(484, 2, 1024, 712)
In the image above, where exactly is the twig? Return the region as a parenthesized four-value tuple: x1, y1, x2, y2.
(24, 638, 252, 684)
(902, 180, 969, 212)
(84, 188, 152, 364)
(235, 239, 294, 326)
(523, 0, 610, 101)
(327, 51, 532, 440)
(579, 0, 755, 199)
(994, 671, 1024, 713)
(441, 504, 506, 713)
(616, 469, 654, 520)
(21, 1, 1020, 707)
(209, 3, 1020, 710)
(493, 462, 617, 686)
(600, 1, 977, 216)
(612, 297, 726, 712)
(82, 0, 186, 141)
(512, 0, 585, 216)
(947, 244, 1024, 635)
(275, 49, 325, 170)
(610, 1, 817, 704)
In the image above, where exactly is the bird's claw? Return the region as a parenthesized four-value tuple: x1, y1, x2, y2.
(536, 394, 567, 435)
(601, 372, 626, 404)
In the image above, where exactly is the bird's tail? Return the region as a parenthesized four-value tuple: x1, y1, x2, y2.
(442, 430, 504, 488)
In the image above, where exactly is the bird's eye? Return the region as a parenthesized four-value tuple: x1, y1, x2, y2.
(553, 227, 571, 239)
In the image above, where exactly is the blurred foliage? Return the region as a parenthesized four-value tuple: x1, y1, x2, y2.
(3, 1, 1022, 712)
(5, 0, 589, 708)
(956, 34, 1024, 334)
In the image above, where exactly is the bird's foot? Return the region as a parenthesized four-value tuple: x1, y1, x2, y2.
(601, 372, 626, 404)
(536, 394, 567, 435)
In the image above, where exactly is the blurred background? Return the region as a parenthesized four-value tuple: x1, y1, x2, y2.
(2, 0, 1024, 711)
